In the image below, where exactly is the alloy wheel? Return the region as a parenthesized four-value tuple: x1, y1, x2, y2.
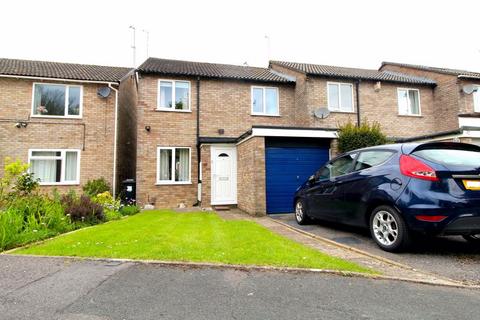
(295, 201, 304, 222)
(372, 210, 399, 246)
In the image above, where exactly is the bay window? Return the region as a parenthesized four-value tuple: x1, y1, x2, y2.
(29, 149, 80, 185)
(32, 83, 82, 117)
(157, 147, 191, 184)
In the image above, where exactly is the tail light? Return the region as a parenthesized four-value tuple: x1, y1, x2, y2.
(399, 155, 439, 181)
(415, 215, 447, 222)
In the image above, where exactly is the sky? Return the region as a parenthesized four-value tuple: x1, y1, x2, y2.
(1, 0, 480, 72)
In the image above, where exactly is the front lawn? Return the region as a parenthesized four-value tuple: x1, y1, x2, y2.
(14, 210, 371, 273)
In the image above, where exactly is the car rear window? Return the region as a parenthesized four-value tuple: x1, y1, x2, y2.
(412, 149, 480, 167)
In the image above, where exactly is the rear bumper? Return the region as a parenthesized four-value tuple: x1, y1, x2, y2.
(398, 204, 480, 235)
(443, 216, 480, 235)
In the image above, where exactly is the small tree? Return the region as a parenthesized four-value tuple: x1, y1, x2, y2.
(337, 120, 388, 153)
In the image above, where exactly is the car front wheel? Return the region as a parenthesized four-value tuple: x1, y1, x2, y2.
(370, 205, 411, 252)
(295, 199, 311, 225)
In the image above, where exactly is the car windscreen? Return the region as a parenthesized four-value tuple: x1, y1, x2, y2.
(412, 148, 480, 168)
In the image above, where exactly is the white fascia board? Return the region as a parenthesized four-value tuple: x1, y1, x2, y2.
(459, 117, 480, 128)
(251, 128, 338, 139)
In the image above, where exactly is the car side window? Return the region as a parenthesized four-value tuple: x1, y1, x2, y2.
(316, 153, 357, 180)
(353, 151, 394, 171)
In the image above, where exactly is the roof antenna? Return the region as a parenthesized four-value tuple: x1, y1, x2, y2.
(142, 29, 150, 58)
(265, 35, 271, 63)
(129, 25, 136, 67)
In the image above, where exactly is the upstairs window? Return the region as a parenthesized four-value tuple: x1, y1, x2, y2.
(29, 149, 80, 185)
(157, 80, 190, 111)
(327, 82, 353, 112)
(32, 83, 82, 117)
(398, 88, 420, 116)
(251, 86, 279, 116)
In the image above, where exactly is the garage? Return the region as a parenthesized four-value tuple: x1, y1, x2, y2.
(265, 137, 330, 214)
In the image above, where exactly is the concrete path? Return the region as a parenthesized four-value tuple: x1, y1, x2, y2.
(1, 255, 479, 320)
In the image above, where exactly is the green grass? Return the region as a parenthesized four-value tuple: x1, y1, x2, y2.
(15, 210, 371, 273)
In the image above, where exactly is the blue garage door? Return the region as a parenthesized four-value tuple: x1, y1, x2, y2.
(266, 146, 329, 214)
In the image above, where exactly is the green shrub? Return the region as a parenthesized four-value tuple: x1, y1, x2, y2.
(83, 178, 111, 198)
(61, 193, 104, 223)
(120, 204, 140, 216)
(337, 120, 389, 153)
(0, 195, 73, 250)
(93, 191, 121, 212)
(0, 209, 23, 250)
(0, 157, 38, 206)
(104, 209, 122, 221)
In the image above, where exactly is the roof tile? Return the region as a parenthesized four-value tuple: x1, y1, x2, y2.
(270, 60, 436, 85)
(138, 57, 293, 83)
(0, 58, 132, 82)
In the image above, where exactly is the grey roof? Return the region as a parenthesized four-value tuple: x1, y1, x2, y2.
(138, 57, 293, 83)
(0, 58, 133, 83)
(270, 60, 436, 85)
(381, 62, 480, 80)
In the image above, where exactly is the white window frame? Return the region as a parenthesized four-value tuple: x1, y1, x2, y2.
(156, 79, 191, 112)
(397, 88, 421, 116)
(473, 86, 480, 113)
(31, 83, 83, 119)
(28, 149, 81, 185)
(327, 82, 354, 112)
(156, 147, 192, 185)
(250, 86, 280, 116)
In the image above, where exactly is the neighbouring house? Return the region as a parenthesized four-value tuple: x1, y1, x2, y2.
(380, 62, 480, 144)
(135, 57, 438, 215)
(0, 58, 136, 196)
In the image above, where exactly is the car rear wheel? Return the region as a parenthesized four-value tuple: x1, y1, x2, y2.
(370, 205, 411, 252)
(462, 234, 480, 243)
(295, 199, 311, 225)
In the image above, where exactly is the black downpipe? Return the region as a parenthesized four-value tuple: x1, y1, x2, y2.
(355, 80, 361, 127)
(195, 77, 201, 206)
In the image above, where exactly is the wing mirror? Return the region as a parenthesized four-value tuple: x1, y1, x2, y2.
(308, 175, 315, 183)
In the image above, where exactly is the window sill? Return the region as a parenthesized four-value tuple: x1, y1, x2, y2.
(397, 114, 422, 118)
(155, 108, 192, 113)
(31, 115, 82, 119)
(156, 181, 192, 185)
(328, 110, 356, 114)
(39, 182, 80, 186)
(250, 113, 281, 117)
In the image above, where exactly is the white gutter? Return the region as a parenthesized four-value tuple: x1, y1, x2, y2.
(108, 84, 119, 198)
(0, 74, 118, 85)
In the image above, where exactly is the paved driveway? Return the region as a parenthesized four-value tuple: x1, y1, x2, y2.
(1, 255, 480, 320)
(272, 214, 480, 285)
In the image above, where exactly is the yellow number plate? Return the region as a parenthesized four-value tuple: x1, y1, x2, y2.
(463, 180, 480, 190)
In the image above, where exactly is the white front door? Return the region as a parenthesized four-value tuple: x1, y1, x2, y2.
(211, 146, 237, 205)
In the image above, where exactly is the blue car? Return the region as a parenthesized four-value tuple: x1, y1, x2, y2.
(293, 142, 480, 252)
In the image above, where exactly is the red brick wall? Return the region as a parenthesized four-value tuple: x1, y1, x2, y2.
(380, 64, 480, 132)
(0, 77, 116, 194)
(136, 74, 295, 208)
(271, 63, 437, 137)
(237, 136, 266, 215)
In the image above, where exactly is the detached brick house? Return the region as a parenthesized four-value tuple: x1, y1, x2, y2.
(135, 57, 438, 215)
(380, 62, 480, 144)
(0, 59, 136, 195)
